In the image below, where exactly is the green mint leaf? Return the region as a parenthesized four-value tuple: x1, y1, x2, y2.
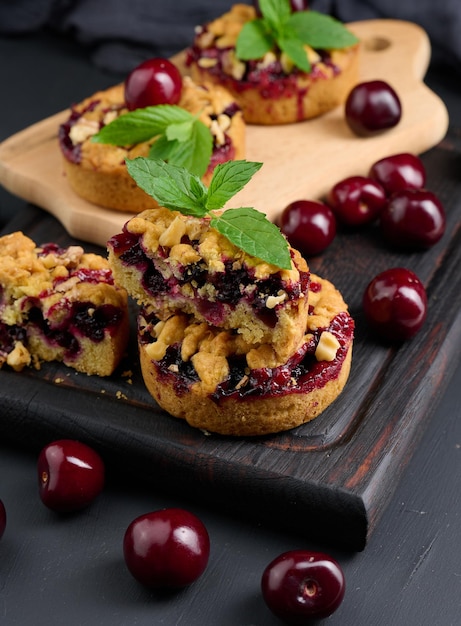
(149, 118, 213, 177)
(236, 1, 358, 72)
(126, 157, 208, 216)
(235, 19, 274, 61)
(92, 105, 194, 145)
(259, 0, 291, 29)
(92, 104, 213, 177)
(206, 160, 263, 211)
(277, 27, 311, 73)
(288, 11, 359, 49)
(165, 119, 194, 143)
(211, 207, 292, 269)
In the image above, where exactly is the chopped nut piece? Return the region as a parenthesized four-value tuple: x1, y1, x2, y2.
(266, 292, 287, 309)
(159, 216, 187, 248)
(198, 57, 218, 69)
(315, 331, 340, 362)
(69, 119, 99, 144)
(6, 341, 31, 371)
(210, 119, 226, 146)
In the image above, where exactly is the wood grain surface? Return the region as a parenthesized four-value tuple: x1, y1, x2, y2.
(0, 19, 458, 552)
(0, 20, 449, 247)
(1, 139, 460, 551)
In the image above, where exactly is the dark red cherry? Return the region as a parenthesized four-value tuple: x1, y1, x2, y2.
(289, 0, 308, 10)
(327, 175, 387, 226)
(345, 80, 402, 136)
(0, 499, 6, 539)
(123, 508, 210, 589)
(38, 439, 105, 512)
(261, 550, 345, 623)
(362, 267, 427, 341)
(280, 200, 336, 256)
(124, 58, 182, 111)
(253, 0, 307, 14)
(369, 153, 426, 195)
(380, 188, 446, 249)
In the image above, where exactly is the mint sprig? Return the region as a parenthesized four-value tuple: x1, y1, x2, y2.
(236, 0, 359, 73)
(125, 158, 292, 270)
(91, 105, 213, 177)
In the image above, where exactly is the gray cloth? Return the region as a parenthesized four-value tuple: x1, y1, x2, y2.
(0, 0, 459, 73)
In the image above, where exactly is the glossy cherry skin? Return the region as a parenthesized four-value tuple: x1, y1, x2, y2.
(362, 268, 427, 341)
(369, 153, 426, 195)
(380, 188, 446, 249)
(38, 439, 105, 513)
(280, 200, 336, 256)
(0, 499, 6, 539)
(345, 80, 402, 136)
(124, 58, 182, 111)
(253, 0, 308, 14)
(123, 508, 210, 589)
(261, 550, 345, 623)
(327, 175, 387, 226)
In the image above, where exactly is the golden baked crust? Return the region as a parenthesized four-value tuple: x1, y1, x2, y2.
(138, 273, 353, 436)
(108, 207, 310, 365)
(187, 3, 360, 125)
(60, 77, 245, 212)
(0, 231, 129, 376)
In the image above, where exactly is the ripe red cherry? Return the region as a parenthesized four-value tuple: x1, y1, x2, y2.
(253, 0, 307, 14)
(280, 200, 336, 256)
(124, 58, 182, 111)
(380, 188, 446, 249)
(123, 508, 210, 589)
(362, 268, 427, 341)
(38, 439, 105, 512)
(369, 153, 426, 195)
(0, 499, 6, 539)
(261, 550, 345, 623)
(327, 175, 387, 226)
(345, 80, 402, 136)
(289, 0, 308, 10)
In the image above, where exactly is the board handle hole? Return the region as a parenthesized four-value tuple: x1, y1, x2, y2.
(364, 36, 391, 51)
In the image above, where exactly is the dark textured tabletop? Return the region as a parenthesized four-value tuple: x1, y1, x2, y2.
(1, 28, 461, 626)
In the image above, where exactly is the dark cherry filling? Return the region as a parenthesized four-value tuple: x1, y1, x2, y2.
(186, 40, 336, 101)
(208, 135, 235, 172)
(38, 243, 66, 256)
(58, 99, 103, 164)
(149, 312, 353, 402)
(0, 322, 27, 356)
(109, 232, 308, 327)
(54, 268, 115, 287)
(27, 301, 123, 357)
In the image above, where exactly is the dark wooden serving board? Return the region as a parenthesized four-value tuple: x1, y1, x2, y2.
(1, 140, 461, 551)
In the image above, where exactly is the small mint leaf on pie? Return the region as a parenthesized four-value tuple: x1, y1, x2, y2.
(92, 105, 212, 177)
(211, 208, 292, 269)
(236, 0, 359, 72)
(126, 157, 208, 216)
(206, 160, 263, 211)
(289, 10, 359, 49)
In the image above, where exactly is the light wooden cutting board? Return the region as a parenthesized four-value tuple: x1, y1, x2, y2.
(0, 19, 449, 248)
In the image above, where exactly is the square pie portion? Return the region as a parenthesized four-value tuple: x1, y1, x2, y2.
(0, 231, 129, 376)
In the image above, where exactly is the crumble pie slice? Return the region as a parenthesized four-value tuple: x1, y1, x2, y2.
(0, 231, 129, 376)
